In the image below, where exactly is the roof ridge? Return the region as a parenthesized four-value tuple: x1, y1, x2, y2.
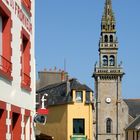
(124, 98, 140, 100)
(126, 114, 140, 130)
(37, 81, 66, 93)
(37, 78, 77, 93)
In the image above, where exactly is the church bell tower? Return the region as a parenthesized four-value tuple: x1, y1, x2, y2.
(93, 0, 128, 140)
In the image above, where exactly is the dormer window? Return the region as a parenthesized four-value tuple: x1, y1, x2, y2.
(86, 91, 90, 103)
(76, 91, 83, 103)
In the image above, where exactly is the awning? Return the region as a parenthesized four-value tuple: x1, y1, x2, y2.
(37, 108, 49, 115)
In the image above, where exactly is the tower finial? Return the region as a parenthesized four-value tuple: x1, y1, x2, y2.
(106, 0, 111, 4)
(101, 0, 115, 33)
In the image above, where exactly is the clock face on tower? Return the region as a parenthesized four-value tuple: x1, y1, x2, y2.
(105, 97, 111, 103)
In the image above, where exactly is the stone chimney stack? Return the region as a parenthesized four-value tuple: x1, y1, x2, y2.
(61, 70, 65, 81)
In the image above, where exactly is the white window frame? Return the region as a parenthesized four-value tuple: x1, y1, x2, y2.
(75, 91, 83, 103)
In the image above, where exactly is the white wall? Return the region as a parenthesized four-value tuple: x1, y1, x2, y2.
(0, 0, 35, 112)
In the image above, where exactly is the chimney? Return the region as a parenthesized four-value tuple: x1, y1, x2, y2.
(54, 66, 57, 71)
(61, 71, 65, 81)
(66, 75, 70, 95)
(44, 68, 47, 72)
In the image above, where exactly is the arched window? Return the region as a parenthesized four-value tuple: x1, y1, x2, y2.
(112, 24, 115, 30)
(106, 118, 112, 133)
(108, 9, 110, 15)
(104, 35, 108, 43)
(108, 25, 110, 30)
(0, 16, 2, 56)
(109, 55, 115, 66)
(103, 55, 108, 66)
(110, 35, 113, 42)
(102, 25, 105, 30)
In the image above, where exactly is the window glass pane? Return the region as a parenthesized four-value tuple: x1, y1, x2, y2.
(103, 56, 108, 66)
(76, 91, 83, 102)
(106, 118, 112, 133)
(109, 56, 115, 66)
(73, 119, 85, 135)
(86, 91, 90, 102)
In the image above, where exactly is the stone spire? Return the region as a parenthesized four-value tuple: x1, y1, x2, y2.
(98, 0, 119, 68)
(101, 0, 116, 33)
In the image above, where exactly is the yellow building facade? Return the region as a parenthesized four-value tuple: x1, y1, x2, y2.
(67, 90, 93, 140)
(36, 79, 94, 140)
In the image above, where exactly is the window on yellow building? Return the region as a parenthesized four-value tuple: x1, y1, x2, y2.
(86, 91, 90, 103)
(73, 119, 85, 135)
(75, 91, 83, 103)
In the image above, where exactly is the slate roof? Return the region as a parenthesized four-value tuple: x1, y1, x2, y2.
(124, 99, 140, 118)
(36, 78, 93, 106)
(126, 115, 140, 130)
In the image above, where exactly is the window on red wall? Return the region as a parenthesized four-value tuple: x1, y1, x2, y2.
(22, 0, 31, 16)
(21, 28, 31, 91)
(12, 112, 21, 140)
(0, 109, 6, 139)
(0, 2, 12, 81)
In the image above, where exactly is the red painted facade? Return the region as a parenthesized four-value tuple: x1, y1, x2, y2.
(10, 105, 22, 140)
(0, 0, 12, 81)
(0, 0, 34, 139)
(0, 101, 6, 140)
(21, 0, 31, 16)
(21, 28, 31, 91)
